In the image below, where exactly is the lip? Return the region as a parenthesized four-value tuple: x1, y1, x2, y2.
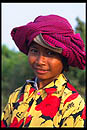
(34, 68, 49, 74)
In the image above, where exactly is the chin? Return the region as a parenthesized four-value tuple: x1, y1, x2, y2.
(36, 74, 48, 80)
(35, 73, 58, 82)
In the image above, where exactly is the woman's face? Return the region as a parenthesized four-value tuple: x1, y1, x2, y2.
(28, 41, 63, 83)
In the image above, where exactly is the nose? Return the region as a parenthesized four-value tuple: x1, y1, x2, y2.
(36, 54, 46, 65)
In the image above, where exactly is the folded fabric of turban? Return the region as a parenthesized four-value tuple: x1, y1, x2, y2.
(11, 14, 86, 70)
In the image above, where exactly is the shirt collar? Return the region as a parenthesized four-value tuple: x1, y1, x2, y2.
(26, 77, 38, 90)
(26, 73, 67, 91)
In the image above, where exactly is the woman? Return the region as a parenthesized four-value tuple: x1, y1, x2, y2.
(1, 15, 86, 128)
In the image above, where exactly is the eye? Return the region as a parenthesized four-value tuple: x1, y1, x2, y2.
(29, 48, 38, 54)
(47, 51, 55, 56)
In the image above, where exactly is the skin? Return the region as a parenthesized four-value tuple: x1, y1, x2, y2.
(28, 41, 63, 89)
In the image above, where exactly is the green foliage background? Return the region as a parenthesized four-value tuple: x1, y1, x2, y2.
(1, 17, 86, 112)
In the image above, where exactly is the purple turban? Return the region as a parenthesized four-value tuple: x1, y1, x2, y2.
(11, 14, 86, 70)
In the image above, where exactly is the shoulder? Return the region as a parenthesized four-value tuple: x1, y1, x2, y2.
(8, 87, 23, 103)
(8, 80, 32, 103)
(61, 81, 85, 119)
(59, 82, 86, 127)
(62, 82, 85, 106)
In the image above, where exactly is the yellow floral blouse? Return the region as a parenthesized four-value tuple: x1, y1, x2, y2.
(1, 73, 86, 128)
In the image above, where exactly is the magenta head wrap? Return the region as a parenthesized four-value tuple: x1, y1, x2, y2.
(11, 14, 86, 70)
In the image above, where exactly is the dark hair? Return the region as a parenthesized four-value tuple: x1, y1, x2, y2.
(59, 54, 69, 72)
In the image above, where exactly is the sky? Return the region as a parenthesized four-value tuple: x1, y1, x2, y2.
(1, 3, 86, 52)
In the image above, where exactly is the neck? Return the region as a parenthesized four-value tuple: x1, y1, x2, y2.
(37, 74, 60, 89)
(37, 79, 51, 89)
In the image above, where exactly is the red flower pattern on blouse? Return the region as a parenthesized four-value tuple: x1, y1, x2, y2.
(1, 75, 86, 127)
(9, 117, 24, 128)
(64, 93, 79, 105)
(81, 105, 86, 120)
(1, 120, 6, 128)
(28, 87, 35, 96)
(35, 95, 60, 118)
(67, 82, 78, 92)
(17, 94, 24, 102)
(45, 88, 57, 95)
(24, 115, 32, 126)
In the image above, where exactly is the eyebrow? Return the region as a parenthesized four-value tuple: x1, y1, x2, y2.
(30, 41, 39, 48)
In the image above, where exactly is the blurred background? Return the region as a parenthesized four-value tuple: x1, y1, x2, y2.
(1, 3, 86, 112)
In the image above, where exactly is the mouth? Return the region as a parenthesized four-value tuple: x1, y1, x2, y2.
(34, 68, 49, 74)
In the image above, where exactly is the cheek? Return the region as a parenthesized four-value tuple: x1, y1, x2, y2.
(28, 54, 36, 67)
(49, 59, 63, 74)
